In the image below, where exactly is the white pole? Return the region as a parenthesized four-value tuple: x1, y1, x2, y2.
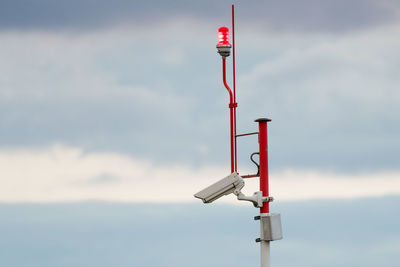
(260, 213, 270, 267)
(260, 240, 270, 267)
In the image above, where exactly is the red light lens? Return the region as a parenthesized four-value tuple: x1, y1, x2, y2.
(217, 27, 230, 46)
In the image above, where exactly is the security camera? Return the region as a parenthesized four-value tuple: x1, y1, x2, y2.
(194, 172, 274, 207)
(194, 172, 244, 203)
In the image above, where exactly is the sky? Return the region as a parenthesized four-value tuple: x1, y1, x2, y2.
(1, 198, 399, 267)
(0, 0, 399, 202)
(0, 0, 399, 266)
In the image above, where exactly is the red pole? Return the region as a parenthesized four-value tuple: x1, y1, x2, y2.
(222, 58, 235, 173)
(232, 4, 238, 172)
(256, 118, 271, 213)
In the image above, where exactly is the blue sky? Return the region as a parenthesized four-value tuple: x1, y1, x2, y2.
(1, 197, 399, 267)
(0, 0, 399, 266)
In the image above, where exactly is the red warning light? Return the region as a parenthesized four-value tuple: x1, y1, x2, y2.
(217, 27, 230, 46)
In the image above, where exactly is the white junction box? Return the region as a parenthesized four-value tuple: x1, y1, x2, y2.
(260, 213, 283, 241)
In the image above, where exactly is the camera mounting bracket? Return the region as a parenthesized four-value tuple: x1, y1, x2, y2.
(234, 190, 273, 208)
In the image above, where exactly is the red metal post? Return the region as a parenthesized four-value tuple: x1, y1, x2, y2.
(222, 58, 235, 173)
(256, 118, 271, 213)
(232, 4, 238, 172)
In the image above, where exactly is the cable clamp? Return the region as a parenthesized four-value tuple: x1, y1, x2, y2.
(229, 102, 238, 108)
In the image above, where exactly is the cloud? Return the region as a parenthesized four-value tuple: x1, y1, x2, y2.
(0, 144, 399, 203)
(0, 0, 400, 33)
(238, 24, 400, 171)
(0, 15, 399, 173)
(84, 173, 120, 185)
(0, 29, 200, 164)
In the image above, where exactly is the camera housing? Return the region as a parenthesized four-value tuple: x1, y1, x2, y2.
(194, 172, 244, 203)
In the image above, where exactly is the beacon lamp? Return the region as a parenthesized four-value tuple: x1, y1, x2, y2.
(216, 27, 231, 57)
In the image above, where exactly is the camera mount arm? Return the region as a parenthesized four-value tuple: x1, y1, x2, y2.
(234, 189, 274, 208)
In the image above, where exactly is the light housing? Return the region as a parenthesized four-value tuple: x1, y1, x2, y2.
(217, 27, 230, 46)
(216, 27, 231, 57)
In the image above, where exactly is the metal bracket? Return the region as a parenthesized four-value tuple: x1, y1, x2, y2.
(234, 190, 274, 208)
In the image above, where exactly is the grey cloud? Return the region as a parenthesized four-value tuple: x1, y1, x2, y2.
(0, 0, 229, 31)
(1, 11, 399, 174)
(0, 0, 399, 32)
(247, 0, 400, 32)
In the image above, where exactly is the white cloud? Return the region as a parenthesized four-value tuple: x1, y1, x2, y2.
(269, 169, 400, 201)
(0, 145, 398, 203)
